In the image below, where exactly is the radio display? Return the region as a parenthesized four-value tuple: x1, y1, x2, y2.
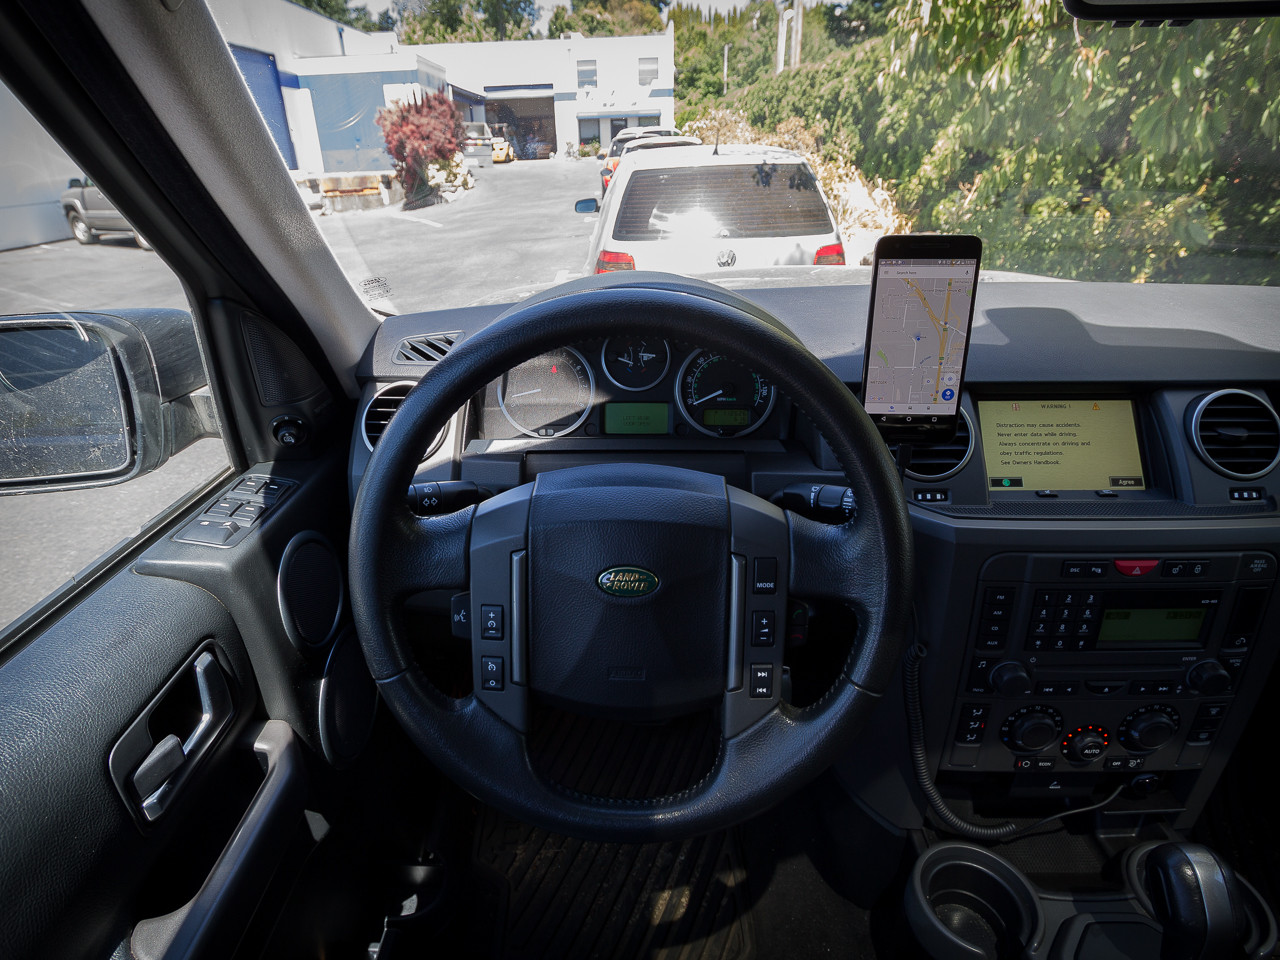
(1097, 607, 1207, 648)
(979, 399, 1146, 491)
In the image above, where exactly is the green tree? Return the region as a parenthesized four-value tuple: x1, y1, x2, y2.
(288, 0, 392, 31)
(683, 0, 1280, 284)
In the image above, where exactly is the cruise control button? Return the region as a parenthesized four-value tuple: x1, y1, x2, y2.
(480, 656, 504, 691)
(481, 605, 503, 639)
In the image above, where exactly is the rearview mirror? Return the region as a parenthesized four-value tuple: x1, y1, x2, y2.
(0, 312, 217, 495)
(1062, 0, 1276, 20)
(574, 198, 600, 214)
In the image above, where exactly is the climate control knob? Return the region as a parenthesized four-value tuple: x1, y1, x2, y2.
(1000, 704, 1063, 754)
(1062, 724, 1110, 764)
(1186, 660, 1231, 696)
(1119, 705, 1180, 752)
(990, 661, 1032, 697)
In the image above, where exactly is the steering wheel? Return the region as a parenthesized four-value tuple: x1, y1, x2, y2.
(350, 273, 913, 841)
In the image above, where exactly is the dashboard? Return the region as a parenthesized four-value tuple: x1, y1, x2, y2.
(349, 279, 1280, 833)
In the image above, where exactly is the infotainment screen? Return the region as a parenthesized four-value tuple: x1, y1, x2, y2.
(978, 399, 1146, 491)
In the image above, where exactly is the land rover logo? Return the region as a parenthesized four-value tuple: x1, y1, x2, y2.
(716, 249, 737, 268)
(597, 566, 659, 597)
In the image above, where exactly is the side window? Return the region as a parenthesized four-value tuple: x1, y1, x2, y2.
(577, 60, 597, 89)
(0, 78, 229, 641)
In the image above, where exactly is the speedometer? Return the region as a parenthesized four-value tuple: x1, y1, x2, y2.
(498, 347, 595, 437)
(675, 349, 776, 438)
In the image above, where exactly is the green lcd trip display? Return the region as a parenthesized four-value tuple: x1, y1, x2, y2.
(604, 402, 669, 435)
(702, 408, 751, 427)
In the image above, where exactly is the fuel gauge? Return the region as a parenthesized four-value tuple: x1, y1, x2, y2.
(601, 337, 670, 392)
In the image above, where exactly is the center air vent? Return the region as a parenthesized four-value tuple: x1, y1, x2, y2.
(902, 408, 975, 482)
(1188, 389, 1280, 480)
(361, 381, 447, 459)
(394, 331, 460, 364)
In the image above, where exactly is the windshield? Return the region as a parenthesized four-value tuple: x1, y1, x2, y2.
(12, 0, 1270, 320)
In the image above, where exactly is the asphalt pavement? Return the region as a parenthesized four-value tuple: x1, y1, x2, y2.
(315, 157, 603, 313)
(0, 158, 601, 634)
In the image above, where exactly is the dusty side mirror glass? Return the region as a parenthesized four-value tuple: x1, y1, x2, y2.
(66, 178, 83, 189)
(0, 312, 216, 495)
(0, 324, 131, 483)
(574, 198, 599, 214)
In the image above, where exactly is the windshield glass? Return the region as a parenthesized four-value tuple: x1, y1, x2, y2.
(200, 0, 1276, 314)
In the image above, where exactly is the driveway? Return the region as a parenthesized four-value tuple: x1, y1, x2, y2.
(315, 157, 602, 314)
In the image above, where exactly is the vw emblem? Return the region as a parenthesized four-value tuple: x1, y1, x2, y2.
(716, 249, 737, 268)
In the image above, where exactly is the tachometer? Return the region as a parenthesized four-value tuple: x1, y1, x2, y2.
(675, 349, 776, 438)
(498, 347, 595, 437)
(601, 337, 671, 391)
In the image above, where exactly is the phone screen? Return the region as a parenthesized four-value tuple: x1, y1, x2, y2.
(863, 239, 979, 441)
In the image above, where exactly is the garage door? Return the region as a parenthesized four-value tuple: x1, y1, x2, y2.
(486, 96, 555, 159)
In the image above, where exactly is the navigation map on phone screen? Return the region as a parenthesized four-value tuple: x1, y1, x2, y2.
(863, 256, 977, 420)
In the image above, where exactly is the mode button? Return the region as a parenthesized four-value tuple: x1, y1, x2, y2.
(753, 558, 778, 595)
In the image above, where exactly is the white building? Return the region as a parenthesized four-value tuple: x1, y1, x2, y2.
(405, 30, 676, 155)
(0, 0, 676, 250)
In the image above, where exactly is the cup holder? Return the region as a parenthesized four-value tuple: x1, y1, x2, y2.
(905, 843, 1046, 960)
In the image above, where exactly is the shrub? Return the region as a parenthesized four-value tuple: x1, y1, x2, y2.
(376, 91, 465, 203)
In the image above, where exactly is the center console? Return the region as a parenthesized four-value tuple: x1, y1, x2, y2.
(943, 552, 1276, 787)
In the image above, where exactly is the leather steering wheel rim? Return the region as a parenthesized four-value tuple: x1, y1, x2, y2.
(350, 272, 914, 841)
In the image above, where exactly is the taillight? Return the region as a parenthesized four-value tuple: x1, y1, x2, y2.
(814, 243, 845, 265)
(595, 251, 636, 273)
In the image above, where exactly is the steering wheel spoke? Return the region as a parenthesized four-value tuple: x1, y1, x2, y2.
(382, 505, 475, 601)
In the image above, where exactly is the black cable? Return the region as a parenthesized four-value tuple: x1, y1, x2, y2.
(904, 643, 1126, 841)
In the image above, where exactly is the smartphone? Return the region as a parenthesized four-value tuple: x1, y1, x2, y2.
(861, 234, 981, 444)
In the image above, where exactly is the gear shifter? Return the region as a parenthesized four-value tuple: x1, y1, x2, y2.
(1144, 843, 1251, 960)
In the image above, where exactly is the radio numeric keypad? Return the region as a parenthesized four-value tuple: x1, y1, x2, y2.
(1026, 588, 1102, 651)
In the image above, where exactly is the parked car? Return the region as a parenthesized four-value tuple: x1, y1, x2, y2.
(599, 125, 681, 195)
(579, 144, 846, 274)
(60, 176, 151, 249)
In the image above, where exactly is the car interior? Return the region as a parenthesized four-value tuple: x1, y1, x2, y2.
(2, 1, 1279, 959)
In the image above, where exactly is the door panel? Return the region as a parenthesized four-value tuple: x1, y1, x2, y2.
(0, 569, 258, 959)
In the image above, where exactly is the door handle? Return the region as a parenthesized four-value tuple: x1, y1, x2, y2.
(133, 652, 233, 820)
(110, 645, 238, 827)
(183, 651, 233, 757)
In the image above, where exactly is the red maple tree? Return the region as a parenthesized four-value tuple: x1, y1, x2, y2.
(376, 91, 464, 202)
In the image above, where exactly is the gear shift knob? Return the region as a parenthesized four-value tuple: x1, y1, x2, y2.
(1144, 843, 1250, 960)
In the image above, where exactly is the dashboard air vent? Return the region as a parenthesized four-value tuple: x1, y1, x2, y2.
(361, 381, 448, 459)
(362, 381, 415, 450)
(1188, 389, 1280, 480)
(903, 408, 975, 482)
(394, 331, 460, 364)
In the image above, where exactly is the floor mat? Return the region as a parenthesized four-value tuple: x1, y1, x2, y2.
(470, 811, 753, 960)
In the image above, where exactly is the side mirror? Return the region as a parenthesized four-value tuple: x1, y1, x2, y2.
(66, 178, 84, 189)
(596, 151, 606, 161)
(0, 311, 216, 496)
(574, 198, 600, 214)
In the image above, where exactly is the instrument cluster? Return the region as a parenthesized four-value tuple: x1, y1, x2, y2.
(488, 337, 779, 440)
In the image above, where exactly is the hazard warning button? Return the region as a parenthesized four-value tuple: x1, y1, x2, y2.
(1115, 559, 1159, 577)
